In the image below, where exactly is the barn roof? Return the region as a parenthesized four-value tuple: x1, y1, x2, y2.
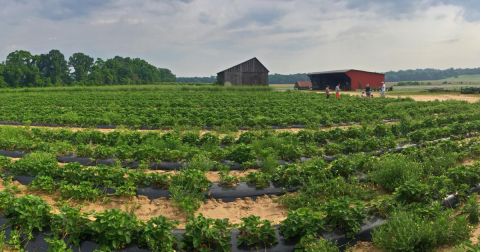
(295, 81, 312, 87)
(308, 69, 385, 75)
(217, 57, 269, 74)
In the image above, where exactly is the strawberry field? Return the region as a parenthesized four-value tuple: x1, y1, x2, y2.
(1, 88, 480, 251)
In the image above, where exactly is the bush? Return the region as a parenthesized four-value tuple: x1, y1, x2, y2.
(370, 155, 423, 191)
(372, 210, 470, 251)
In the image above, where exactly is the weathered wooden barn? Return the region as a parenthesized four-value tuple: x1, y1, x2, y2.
(217, 58, 269, 86)
(308, 70, 385, 91)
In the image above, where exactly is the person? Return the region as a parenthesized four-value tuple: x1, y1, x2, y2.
(381, 82, 386, 96)
(360, 92, 365, 98)
(335, 84, 340, 98)
(326, 85, 330, 99)
(365, 84, 371, 98)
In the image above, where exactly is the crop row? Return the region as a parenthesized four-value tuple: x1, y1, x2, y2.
(0, 90, 478, 127)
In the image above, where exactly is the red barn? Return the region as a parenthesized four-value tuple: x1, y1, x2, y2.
(307, 69, 385, 91)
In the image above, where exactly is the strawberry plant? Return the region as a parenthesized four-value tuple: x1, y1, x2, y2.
(51, 206, 93, 246)
(90, 209, 142, 250)
(45, 237, 74, 252)
(237, 215, 278, 248)
(139, 216, 179, 252)
(271, 164, 303, 188)
(181, 132, 200, 146)
(181, 214, 233, 252)
(279, 208, 325, 239)
(246, 172, 271, 188)
(28, 176, 57, 193)
(218, 164, 239, 187)
(320, 197, 368, 237)
(220, 135, 235, 146)
(226, 144, 256, 163)
(5, 195, 52, 233)
(59, 181, 101, 201)
(75, 144, 94, 157)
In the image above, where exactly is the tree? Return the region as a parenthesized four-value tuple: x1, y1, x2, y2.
(69, 52, 94, 82)
(3, 50, 43, 87)
(38, 49, 70, 86)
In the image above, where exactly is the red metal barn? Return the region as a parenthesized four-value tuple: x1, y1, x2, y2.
(308, 70, 385, 91)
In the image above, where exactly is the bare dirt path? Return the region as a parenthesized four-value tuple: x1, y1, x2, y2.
(0, 178, 287, 229)
(385, 94, 480, 102)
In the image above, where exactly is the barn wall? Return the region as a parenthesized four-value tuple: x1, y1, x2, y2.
(224, 72, 243, 86)
(346, 71, 385, 90)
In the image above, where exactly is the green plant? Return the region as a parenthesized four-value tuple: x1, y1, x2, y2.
(28, 176, 57, 193)
(372, 209, 470, 252)
(320, 197, 367, 237)
(59, 181, 101, 201)
(45, 237, 73, 252)
(90, 209, 142, 250)
(217, 164, 239, 187)
(5, 195, 52, 233)
(8, 229, 24, 252)
(394, 180, 431, 205)
(169, 184, 202, 218)
(464, 193, 479, 225)
(259, 154, 279, 175)
(237, 215, 278, 248)
(295, 235, 340, 252)
(246, 172, 271, 188)
(371, 155, 423, 191)
(187, 154, 216, 172)
(181, 214, 233, 252)
(140, 216, 179, 252)
(51, 206, 93, 246)
(279, 208, 325, 239)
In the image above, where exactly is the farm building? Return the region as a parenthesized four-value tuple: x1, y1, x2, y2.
(294, 81, 312, 90)
(217, 58, 269, 86)
(308, 70, 385, 91)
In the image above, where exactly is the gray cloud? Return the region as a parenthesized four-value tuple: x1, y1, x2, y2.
(341, 0, 480, 21)
(224, 8, 288, 29)
(0, 0, 479, 76)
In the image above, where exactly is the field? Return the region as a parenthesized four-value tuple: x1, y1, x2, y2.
(2, 87, 480, 251)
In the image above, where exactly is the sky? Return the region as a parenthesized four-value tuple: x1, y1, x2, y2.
(1, 0, 479, 77)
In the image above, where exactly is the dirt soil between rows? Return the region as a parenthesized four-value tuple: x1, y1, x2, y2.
(385, 94, 480, 102)
(0, 178, 288, 229)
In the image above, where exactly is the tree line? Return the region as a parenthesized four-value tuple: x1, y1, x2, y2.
(385, 68, 480, 82)
(0, 49, 176, 88)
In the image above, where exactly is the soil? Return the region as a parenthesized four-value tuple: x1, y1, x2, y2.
(385, 94, 480, 102)
(0, 178, 287, 229)
(0, 121, 388, 136)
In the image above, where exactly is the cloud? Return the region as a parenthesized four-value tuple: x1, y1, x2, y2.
(0, 0, 479, 76)
(224, 8, 288, 29)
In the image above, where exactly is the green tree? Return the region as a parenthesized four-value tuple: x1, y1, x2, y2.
(69, 52, 94, 82)
(3, 50, 42, 87)
(38, 49, 70, 86)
